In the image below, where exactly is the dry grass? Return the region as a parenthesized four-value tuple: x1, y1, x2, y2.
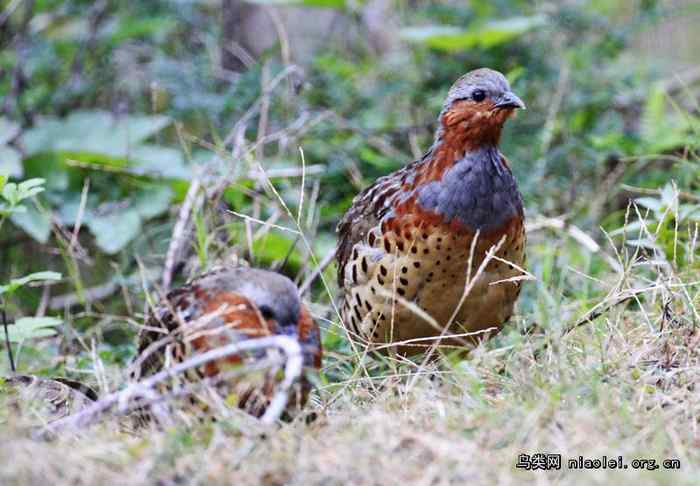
(1, 205, 699, 484)
(1, 291, 699, 485)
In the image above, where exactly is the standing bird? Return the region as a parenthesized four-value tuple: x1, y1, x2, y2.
(337, 68, 527, 355)
(130, 266, 321, 421)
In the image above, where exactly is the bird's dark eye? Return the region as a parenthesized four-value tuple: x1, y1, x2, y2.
(472, 89, 486, 102)
(258, 305, 275, 320)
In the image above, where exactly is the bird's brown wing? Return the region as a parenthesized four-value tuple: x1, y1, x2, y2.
(336, 158, 425, 287)
(130, 269, 271, 381)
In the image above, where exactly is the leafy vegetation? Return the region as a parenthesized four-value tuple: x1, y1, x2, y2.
(0, 0, 698, 483)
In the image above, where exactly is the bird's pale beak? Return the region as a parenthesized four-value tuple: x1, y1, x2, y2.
(493, 91, 526, 110)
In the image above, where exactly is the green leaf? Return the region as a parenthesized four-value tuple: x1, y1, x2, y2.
(0, 146, 23, 178)
(132, 185, 173, 219)
(0, 178, 44, 206)
(86, 209, 142, 254)
(400, 15, 545, 51)
(0, 271, 61, 296)
(130, 145, 190, 179)
(252, 232, 302, 271)
(17, 178, 46, 200)
(6, 317, 63, 343)
(0, 175, 6, 192)
(10, 205, 52, 243)
(22, 111, 172, 158)
(2, 182, 18, 205)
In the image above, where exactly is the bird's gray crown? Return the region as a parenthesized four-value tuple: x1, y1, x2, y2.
(443, 68, 512, 109)
(207, 267, 301, 330)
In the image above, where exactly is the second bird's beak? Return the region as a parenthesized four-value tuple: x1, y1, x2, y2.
(493, 91, 526, 110)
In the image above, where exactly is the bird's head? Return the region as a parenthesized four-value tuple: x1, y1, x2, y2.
(214, 267, 321, 368)
(232, 268, 302, 335)
(438, 68, 525, 149)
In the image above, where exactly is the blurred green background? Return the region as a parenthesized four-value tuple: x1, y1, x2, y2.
(0, 0, 698, 375)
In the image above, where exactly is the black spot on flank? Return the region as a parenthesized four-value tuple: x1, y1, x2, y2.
(397, 288, 406, 296)
(413, 262, 421, 268)
(428, 272, 434, 278)
(423, 249, 429, 254)
(399, 277, 409, 286)
(378, 276, 385, 285)
(508, 264, 514, 270)
(352, 248, 358, 260)
(354, 306, 362, 321)
(422, 233, 428, 240)
(371, 286, 377, 295)
(411, 247, 418, 254)
(379, 314, 386, 321)
(355, 293, 362, 307)
(396, 240, 405, 252)
(436, 245, 441, 250)
(446, 255, 451, 261)
(352, 265, 358, 284)
(369, 233, 376, 246)
(437, 237, 442, 242)
(436, 261, 441, 266)
(384, 239, 391, 253)
(361, 257, 368, 273)
(365, 301, 373, 311)
(373, 331, 379, 338)
(401, 266, 408, 274)
(380, 265, 388, 276)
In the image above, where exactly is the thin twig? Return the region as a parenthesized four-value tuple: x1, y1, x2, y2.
(298, 248, 336, 296)
(2, 308, 15, 373)
(162, 179, 202, 291)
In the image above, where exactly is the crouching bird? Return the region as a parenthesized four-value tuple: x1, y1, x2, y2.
(336, 68, 527, 355)
(129, 266, 322, 423)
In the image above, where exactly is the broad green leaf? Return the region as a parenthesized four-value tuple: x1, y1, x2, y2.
(0, 146, 22, 178)
(10, 205, 52, 244)
(252, 232, 302, 271)
(87, 209, 142, 254)
(130, 145, 190, 179)
(401, 16, 545, 51)
(22, 111, 171, 158)
(132, 185, 174, 219)
(0, 271, 61, 296)
(0, 175, 6, 192)
(6, 317, 63, 343)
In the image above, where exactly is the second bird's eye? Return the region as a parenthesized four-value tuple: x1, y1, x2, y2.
(472, 89, 486, 102)
(258, 305, 275, 320)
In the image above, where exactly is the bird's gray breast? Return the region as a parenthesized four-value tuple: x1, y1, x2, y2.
(416, 146, 522, 232)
